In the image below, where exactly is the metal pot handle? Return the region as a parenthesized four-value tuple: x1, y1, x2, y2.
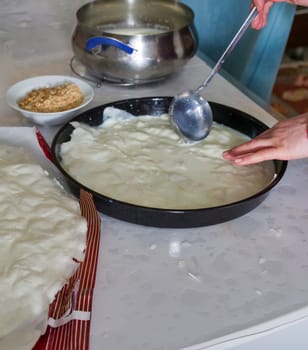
(85, 36, 136, 54)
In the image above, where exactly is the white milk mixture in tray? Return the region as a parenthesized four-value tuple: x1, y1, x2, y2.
(0, 144, 87, 349)
(60, 108, 276, 210)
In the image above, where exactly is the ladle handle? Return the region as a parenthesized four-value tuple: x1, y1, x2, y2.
(195, 6, 258, 94)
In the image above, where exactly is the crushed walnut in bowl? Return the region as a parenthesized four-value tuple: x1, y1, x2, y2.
(18, 83, 84, 113)
(6, 75, 94, 126)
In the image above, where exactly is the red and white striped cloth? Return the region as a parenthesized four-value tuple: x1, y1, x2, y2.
(33, 130, 101, 350)
(33, 190, 100, 350)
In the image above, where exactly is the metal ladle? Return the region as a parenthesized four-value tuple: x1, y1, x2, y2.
(169, 6, 258, 141)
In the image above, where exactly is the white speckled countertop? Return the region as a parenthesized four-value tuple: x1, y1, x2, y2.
(1, 1, 308, 350)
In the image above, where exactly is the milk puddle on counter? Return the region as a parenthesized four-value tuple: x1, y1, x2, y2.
(59, 107, 276, 210)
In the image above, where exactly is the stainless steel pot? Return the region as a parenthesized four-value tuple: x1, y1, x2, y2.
(72, 0, 197, 84)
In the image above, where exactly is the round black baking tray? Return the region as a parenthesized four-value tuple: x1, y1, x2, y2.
(51, 96, 287, 228)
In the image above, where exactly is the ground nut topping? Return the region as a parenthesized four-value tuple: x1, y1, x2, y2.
(18, 83, 84, 113)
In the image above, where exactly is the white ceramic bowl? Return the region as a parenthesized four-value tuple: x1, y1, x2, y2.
(6, 75, 95, 126)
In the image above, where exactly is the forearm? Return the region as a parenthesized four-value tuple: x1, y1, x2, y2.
(252, 0, 308, 29)
(271, 0, 308, 5)
(223, 113, 308, 165)
(254, 0, 308, 7)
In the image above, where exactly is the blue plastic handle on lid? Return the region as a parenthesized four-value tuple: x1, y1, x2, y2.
(85, 36, 135, 54)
